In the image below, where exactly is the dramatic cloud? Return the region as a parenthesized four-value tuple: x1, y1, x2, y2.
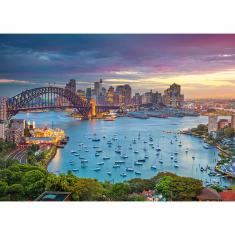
(1, 34, 235, 98)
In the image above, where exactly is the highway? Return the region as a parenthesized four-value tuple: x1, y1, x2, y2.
(6, 147, 28, 164)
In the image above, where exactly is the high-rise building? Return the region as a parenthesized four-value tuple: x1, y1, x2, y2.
(163, 83, 184, 108)
(77, 89, 86, 98)
(218, 119, 229, 129)
(86, 88, 92, 100)
(0, 123, 6, 140)
(0, 97, 7, 121)
(116, 84, 132, 105)
(65, 79, 76, 93)
(208, 115, 218, 133)
(94, 79, 103, 104)
(133, 93, 142, 105)
(231, 115, 235, 129)
(106, 86, 114, 105)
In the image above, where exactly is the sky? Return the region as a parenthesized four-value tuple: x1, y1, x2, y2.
(0, 34, 235, 99)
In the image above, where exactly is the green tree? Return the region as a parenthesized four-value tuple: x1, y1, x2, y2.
(0, 181, 8, 197)
(106, 183, 131, 201)
(7, 184, 25, 200)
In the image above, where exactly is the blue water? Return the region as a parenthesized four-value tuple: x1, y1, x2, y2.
(15, 111, 234, 186)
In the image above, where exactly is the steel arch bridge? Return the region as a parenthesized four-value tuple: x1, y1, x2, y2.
(6, 87, 91, 119)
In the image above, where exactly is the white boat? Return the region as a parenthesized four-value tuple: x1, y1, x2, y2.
(103, 156, 110, 160)
(94, 168, 101, 171)
(159, 160, 163, 164)
(71, 150, 77, 153)
(72, 168, 79, 172)
(135, 171, 141, 175)
(95, 153, 100, 157)
(156, 147, 161, 152)
(107, 172, 112, 176)
(126, 167, 134, 172)
(203, 143, 209, 149)
(170, 155, 174, 159)
(174, 159, 178, 163)
(97, 162, 104, 165)
(174, 164, 179, 168)
(81, 159, 88, 163)
(134, 161, 143, 166)
(120, 173, 127, 177)
(96, 149, 103, 153)
(92, 138, 101, 142)
(121, 155, 128, 159)
(115, 160, 125, 164)
(134, 150, 139, 154)
(151, 165, 157, 170)
(113, 164, 120, 168)
(115, 150, 121, 154)
(144, 155, 149, 159)
(74, 153, 80, 156)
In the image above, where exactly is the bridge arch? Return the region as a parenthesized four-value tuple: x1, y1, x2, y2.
(6, 87, 91, 118)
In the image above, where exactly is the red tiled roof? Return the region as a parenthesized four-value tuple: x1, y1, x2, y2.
(220, 191, 235, 201)
(197, 188, 221, 201)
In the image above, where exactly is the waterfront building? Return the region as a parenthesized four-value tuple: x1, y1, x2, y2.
(11, 119, 26, 130)
(0, 122, 6, 140)
(231, 115, 235, 129)
(6, 127, 24, 144)
(218, 119, 229, 129)
(208, 115, 218, 133)
(0, 97, 7, 121)
(163, 83, 184, 108)
(133, 93, 142, 105)
(65, 79, 76, 93)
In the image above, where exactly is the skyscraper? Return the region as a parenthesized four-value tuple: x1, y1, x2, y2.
(163, 83, 184, 108)
(65, 79, 76, 93)
(86, 88, 92, 100)
(0, 97, 7, 121)
(106, 86, 114, 105)
(116, 84, 132, 105)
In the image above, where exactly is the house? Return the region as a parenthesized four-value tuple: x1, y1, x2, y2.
(220, 190, 235, 201)
(35, 191, 72, 201)
(197, 188, 221, 201)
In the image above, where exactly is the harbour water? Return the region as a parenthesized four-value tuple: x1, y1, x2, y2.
(16, 111, 234, 186)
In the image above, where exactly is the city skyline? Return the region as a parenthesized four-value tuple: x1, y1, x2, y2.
(1, 34, 235, 98)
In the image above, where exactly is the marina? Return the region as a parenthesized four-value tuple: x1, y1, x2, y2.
(16, 111, 235, 186)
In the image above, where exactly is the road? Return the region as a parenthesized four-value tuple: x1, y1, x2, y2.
(6, 147, 28, 164)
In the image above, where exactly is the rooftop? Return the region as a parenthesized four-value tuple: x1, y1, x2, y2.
(220, 190, 235, 201)
(35, 191, 71, 201)
(197, 188, 221, 201)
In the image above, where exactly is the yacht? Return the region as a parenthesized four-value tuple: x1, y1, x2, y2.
(81, 159, 88, 163)
(107, 172, 112, 176)
(174, 164, 179, 168)
(107, 140, 112, 145)
(159, 159, 163, 164)
(149, 137, 153, 142)
(156, 147, 161, 152)
(115, 150, 121, 154)
(96, 149, 103, 153)
(79, 156, 85, 159)
(149, 143, 154, 146)
(121, 155, 128, 159)
(203, 143, 209, 149)
(174, 152, 178, 155)
(71, 150, 77, 153)
(95, 153, 100, 157)
(135, 171, 141, 175)
(94, 168, 101, 172)
(74, 153, 80, 156)
(170, 155, 174, 159)
(120, 173, 127, 177)
(134, 150, 139, 154)
(97, 162, 104, 165)
(115, 160, 125, 164)
(143, 141, 147, 144)
(134, 161, 143, 166)
(92, 138, 101, 142)
(144, 155, 149, 159)
(103, 156, 110, 160)
(72, 168, 79, 172)
(151, 165, 157, 170)
(126, 167, 134, 172)
(113, 164, 120, 168)
(174, 159, 178, 163)
(85, 150, 89, 152)
(137, 159, 146, 162)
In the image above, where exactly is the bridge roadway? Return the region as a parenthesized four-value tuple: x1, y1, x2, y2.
(6, 147, 28, 164)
